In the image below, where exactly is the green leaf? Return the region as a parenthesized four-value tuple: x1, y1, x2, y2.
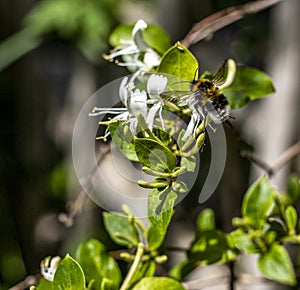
(284, 206, 298, 232)
(242, 176, 275, 227)
(53, 254, 85, 290)
(268, 219, 287, 241)
(231, 228, 259, 254)
(222, 66, 275, 109)
(131, 277, 185, 290)
(135, 138, 177, 172)
(35, 278, 54, 290)
(109, 24, 171, 55)
(157, 42, 198, 81)
(188, 230, 237, 265)
(169, 260, 193, 281)
(103, 212, 140, 247)
(130, 260, 156, 287)
(147, 224, 165, 250)
(101, 278, 118, 290)
(180, 156, 196, 172)
(142, 25, 172, 55)
(197, 208, 215, 232)
(148, 188, 177, 235)
(258, 244, 296, 285)
(109, 25, 133, 47)
(76, 239, 121, 289)
(109, 121, 139, 162)
(287, 174, 300, 203)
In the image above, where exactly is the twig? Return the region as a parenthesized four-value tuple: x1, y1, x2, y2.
(241, 141, 300, 177)
(271, 141, 300, 174)
(241, 150, 274, 176)
(58, 144, 111, 227)
(8, 274, 42, 290)
(181, 0, 284, 48)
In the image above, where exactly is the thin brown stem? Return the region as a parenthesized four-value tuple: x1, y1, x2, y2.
(241, 141, 300, 177)
(271, 141, 300, 174)
(58, 144, 111, 227)
(9, 274, 42, 290)
(241, 150, 274, 176)
(165, 245, 189, 252)
(181, 0, 284, 48)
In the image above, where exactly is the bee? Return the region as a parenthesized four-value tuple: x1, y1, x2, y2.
(162, 59, 235, 124)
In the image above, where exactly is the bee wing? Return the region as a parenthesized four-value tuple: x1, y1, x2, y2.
(212, 59, 229, 87)
(160, 91, 195, 107)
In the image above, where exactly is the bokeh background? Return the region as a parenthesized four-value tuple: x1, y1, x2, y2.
(0, 0, 299, 289)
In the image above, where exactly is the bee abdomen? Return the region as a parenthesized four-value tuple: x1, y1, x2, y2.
(209, 94, 230, 123)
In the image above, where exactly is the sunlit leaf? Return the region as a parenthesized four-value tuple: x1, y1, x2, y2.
(231, 228, 259, 254)
(188, 230, 237, 265)
(109, 121, 139, 162)
(157, 42, 198, 81)
(76, 239, 121, 289)
(148, 188, 177, 235)
(258, 244, 296, 286)
(35, 278, 54, 290)
(222, 66, 275, 109)
(101, 278, 118, 290)
(109, 23, 171, 55)
(53, 254, 85, 290)
(284, 206, 298, 232)
(135, 138, 177, 172)
(103, 212, 140, 248)
(147, 224, 165, 250)
(131, 277, 185, 290)
(196, 208, 215, 232)
(242, 176, 275, 227)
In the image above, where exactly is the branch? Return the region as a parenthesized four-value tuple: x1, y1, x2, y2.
(58, 144, 111, 227)
(9, 274, 41, 290)
(241, 141, 300, 177)
(181, 0, 284, 48)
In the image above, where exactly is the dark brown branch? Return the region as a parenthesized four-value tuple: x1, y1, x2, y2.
(9, 274, 42, 290)
(181, 0, 284, 48)
(241, 141, 300, 177)
(58, 144, 111, 227)
(241, 150, 274, 176)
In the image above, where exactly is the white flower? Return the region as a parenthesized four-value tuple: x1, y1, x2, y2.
(104, 19, 161, 73)
(146, 74, 168, 130)
(90, 77, 148, 138)
(90, 74, 170, 139)
(119, 77, 148, 134)
(40, 256, 61, 282)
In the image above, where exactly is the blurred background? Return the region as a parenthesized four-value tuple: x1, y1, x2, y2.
(0, 0, 299, 289)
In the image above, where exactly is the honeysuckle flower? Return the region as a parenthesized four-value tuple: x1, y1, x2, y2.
(182, 100, 205, 141)
(90, 74, 171, 140)
(103, 19, 161, 75)
(119, 77, 148, 134)
(90, 77, 148, 139)
(40, 256, 61, 282)
(146, 74, 168, 130)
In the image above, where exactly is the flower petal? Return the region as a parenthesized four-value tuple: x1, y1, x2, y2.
(130, 89, 147, 118)
(132, 19, 148, 51)
(147, 74, 168, 99)
(144, 50, 161, 68)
